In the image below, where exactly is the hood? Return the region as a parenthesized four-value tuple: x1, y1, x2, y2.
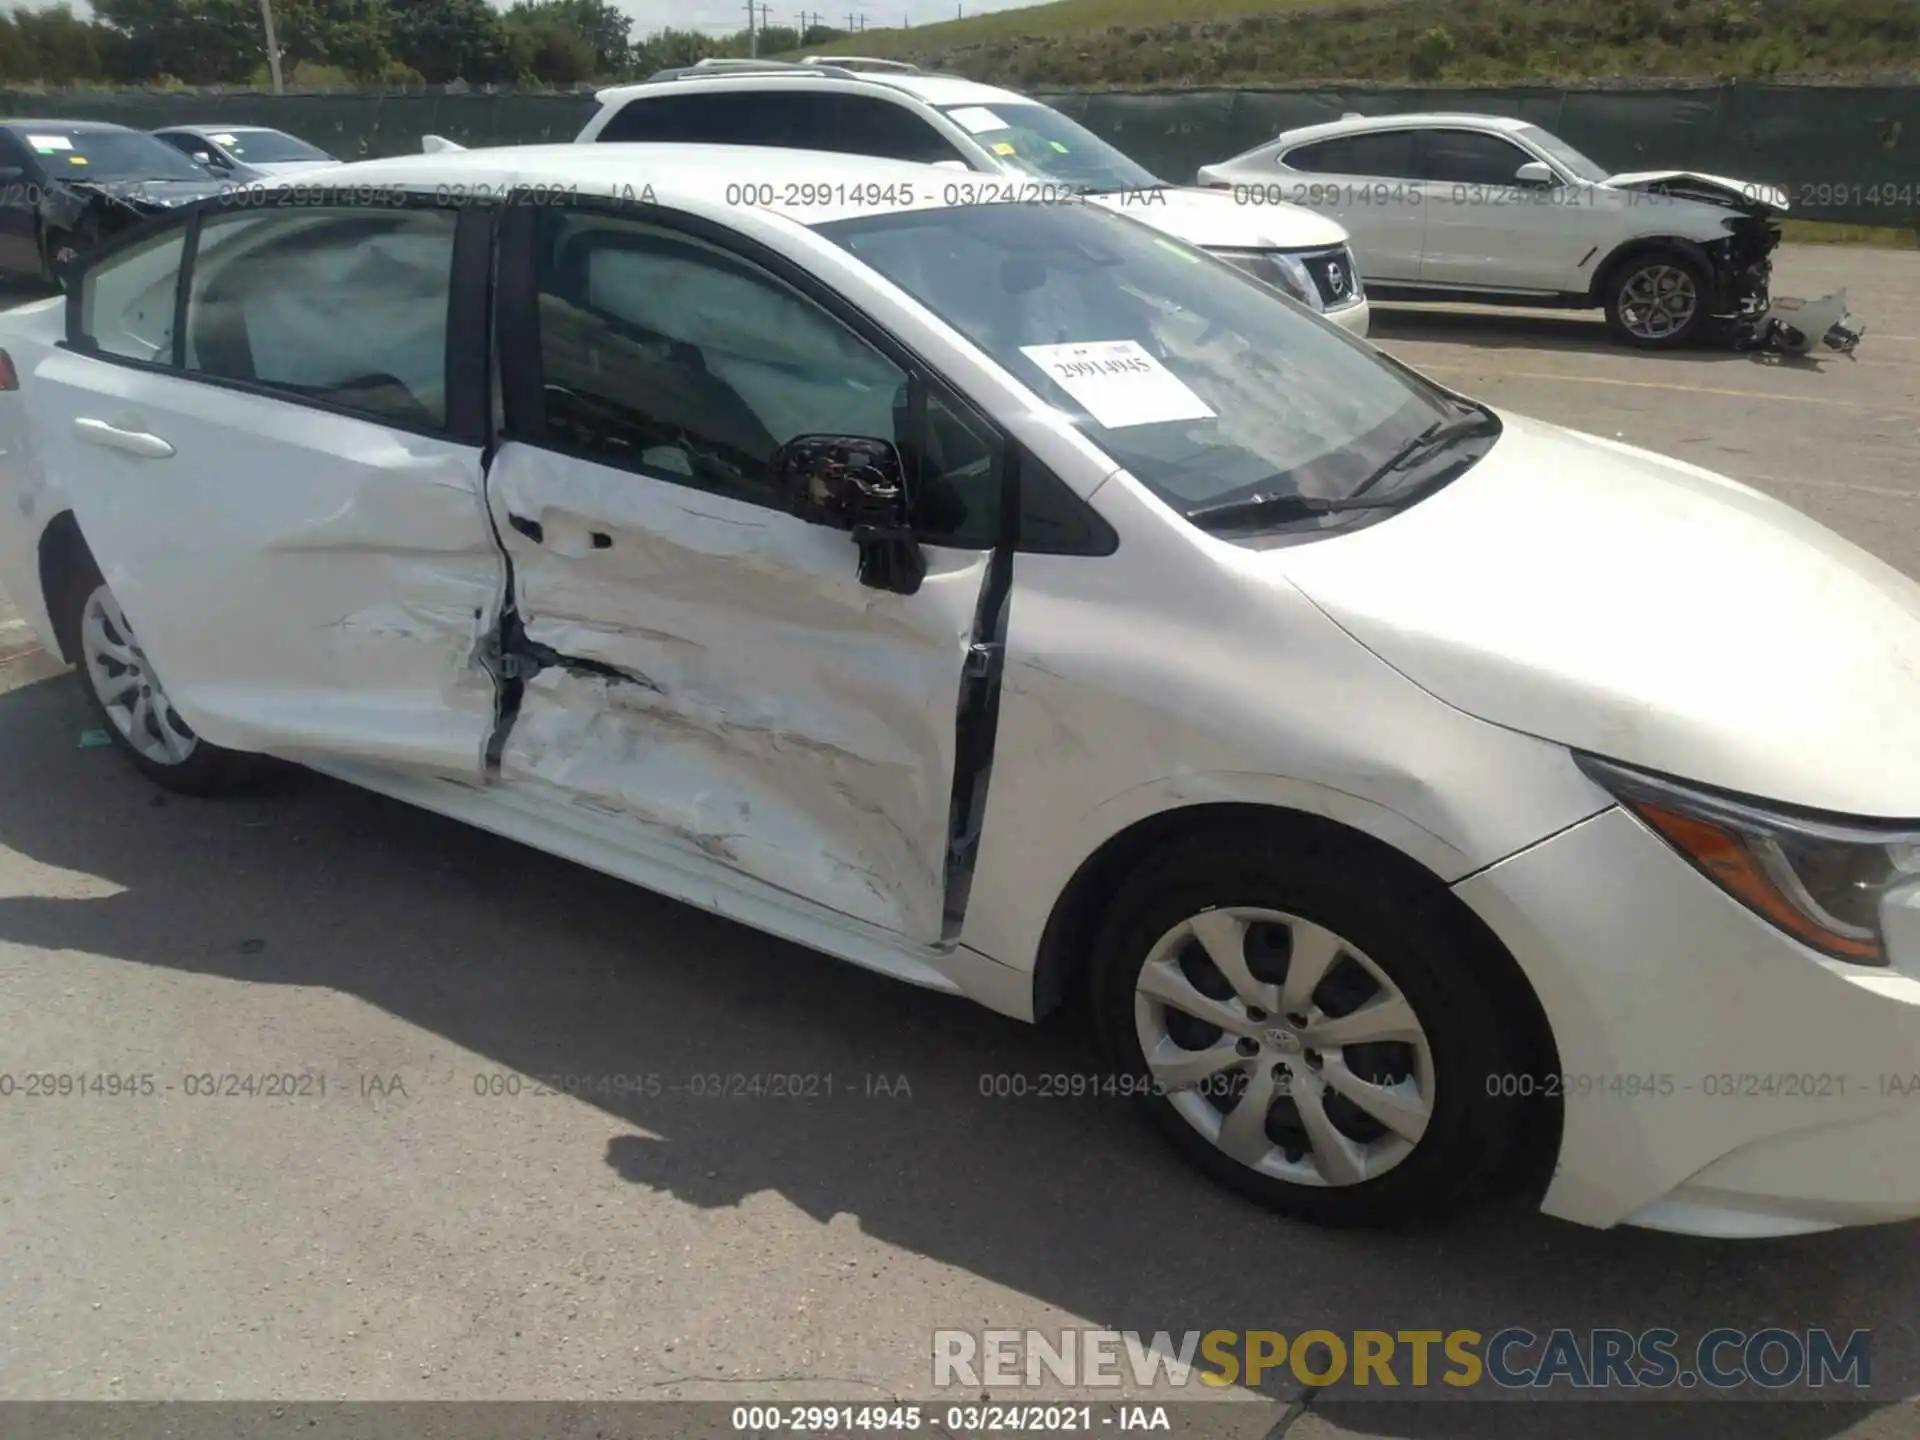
(1087, 185, 1350, 252)
(1267, 413, 1920, 817)
(1606, 169, 1789, 215)
(63, 176, 228, 209)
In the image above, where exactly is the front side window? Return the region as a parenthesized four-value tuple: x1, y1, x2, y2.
(935, 102, 1160, 191)
(185, 208, 456, 429)
(17, 126, 211, 181)
(218, 130, 332, 164)
(526, 211, 1002, 543)
(598, 92, 840, 149)
(530, 211, 904, 504)
(821, 203, 1464, 526)
(1517, 126, 1609, 184)
(1415, 130, 1536, 187)
(837, 96, 966, 164)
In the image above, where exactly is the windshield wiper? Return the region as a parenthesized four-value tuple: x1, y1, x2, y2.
(1348, 403, 1501, 498)
(1186, 406, 1500, 532)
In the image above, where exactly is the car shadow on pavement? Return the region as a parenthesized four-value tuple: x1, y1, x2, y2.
(0, 671, 1912, 1436)
(1367, 305, 1843, 370)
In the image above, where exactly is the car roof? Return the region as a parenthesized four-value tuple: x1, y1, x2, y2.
(0, 119, 136, 133)
(593, 70, 1030, 112)
(1275, 111, 1536, 146)
(264, 143, 1006, 226)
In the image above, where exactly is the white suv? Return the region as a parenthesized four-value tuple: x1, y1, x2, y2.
(1198, 112, 1787, 348)
(575, 57, 1371, 336)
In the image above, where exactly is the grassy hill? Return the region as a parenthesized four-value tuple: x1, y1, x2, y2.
(822, 0, 1351, 55)
(792, 0, 1920, 87)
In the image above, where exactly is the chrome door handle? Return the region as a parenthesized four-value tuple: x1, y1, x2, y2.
(73, 417, 175, 459)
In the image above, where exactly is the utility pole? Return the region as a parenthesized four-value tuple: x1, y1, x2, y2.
(258, 0, 283, 93)
(746, 0, 758, 56)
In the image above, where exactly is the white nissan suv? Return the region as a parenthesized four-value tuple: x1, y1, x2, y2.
(1198, 111, 1787, 348)
(574, 57, 1371, 336)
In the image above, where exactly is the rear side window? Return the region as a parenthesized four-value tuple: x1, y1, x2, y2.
(183, 209, 457, 430)
(1283, 131, 1417, 179)
(77, 226, 188, 364)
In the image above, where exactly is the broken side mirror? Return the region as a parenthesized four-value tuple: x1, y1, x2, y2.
(773, 433, 925, 596)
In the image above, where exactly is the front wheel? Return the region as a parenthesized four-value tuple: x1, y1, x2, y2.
(1089, 830, 1529, 1228)
(1604, 251, 1709, 349)
(60, 554, 262, 795)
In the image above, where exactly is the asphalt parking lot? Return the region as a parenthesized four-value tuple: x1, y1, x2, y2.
(3, 245, 1920, 1438)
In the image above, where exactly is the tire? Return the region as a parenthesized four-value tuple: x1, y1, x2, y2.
(1603, 249, 1709, 349)
(1088, 826, 1529, 1229)
(57, 551, 263, 796)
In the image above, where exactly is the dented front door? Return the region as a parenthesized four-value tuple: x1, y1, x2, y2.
(487, 441, 987, 944)
(485, 205, 998, 944)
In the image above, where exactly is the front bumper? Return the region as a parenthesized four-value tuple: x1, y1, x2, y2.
(1326, 296, 1371, 338)
(1456, 805, 1920, 1237)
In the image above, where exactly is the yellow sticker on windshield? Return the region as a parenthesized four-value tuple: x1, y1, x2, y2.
(1049, 140, 1069, 153)
(1153, 236, 1202, 262)
(66, 155, 88, 165)
(991, 141, 1017, 156)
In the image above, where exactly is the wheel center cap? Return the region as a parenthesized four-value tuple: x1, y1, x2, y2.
(1265, 1026, 1304, 1054)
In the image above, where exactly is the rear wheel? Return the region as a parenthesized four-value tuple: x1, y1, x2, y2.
(1089, 828, 1528, 1228)
(1604, 250, 1709, 349)
(59, 553, 261, 795)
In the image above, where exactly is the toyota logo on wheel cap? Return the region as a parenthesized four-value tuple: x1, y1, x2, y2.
(1266, 1027, 1303, 1053)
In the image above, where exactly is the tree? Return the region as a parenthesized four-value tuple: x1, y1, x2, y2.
(275, 0, 397, 80)
(386, 0, 513, 82)
(505, 0, 628, 73)
(504, 8, 596, 81)
(91, 0, 261, 83)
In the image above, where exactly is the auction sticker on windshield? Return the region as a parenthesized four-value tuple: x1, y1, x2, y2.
(1020, 340, 1216, 428)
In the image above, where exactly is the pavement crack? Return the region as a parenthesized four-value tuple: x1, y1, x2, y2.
(1262, 1385, 1321, 1440)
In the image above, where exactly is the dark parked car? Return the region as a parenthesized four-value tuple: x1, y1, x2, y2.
(0, 120, 229, 287)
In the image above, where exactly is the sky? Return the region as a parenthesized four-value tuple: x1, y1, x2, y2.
(628, 0, 1040, 37)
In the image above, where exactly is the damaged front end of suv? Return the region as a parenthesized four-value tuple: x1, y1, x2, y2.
(1612, 170, 1863, 356)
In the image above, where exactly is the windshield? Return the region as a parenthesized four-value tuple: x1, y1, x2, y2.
(19, 127, 211, 182)
(216, 129, 332, 163)
(938, 102, 1162, 192)
(819, 203, 1460, 522)
(1517, 126, 1610, 184)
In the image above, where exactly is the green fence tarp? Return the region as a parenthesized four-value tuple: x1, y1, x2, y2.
(7, 82, 1918, 226)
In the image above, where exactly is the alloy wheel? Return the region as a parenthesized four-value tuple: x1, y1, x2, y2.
(1133, 906, 1435, 1187)
(1618, 264, 1699, 341)
(81, 585, 199, 766)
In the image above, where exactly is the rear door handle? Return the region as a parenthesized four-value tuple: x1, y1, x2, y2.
(73, 417, 175, 459)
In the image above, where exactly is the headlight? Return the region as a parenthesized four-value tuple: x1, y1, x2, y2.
(1576, 753, 1920, 965)
(1212, 248, 1324, 311)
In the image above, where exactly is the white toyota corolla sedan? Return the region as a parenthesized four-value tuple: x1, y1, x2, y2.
(2, 144, 1918, 1239)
